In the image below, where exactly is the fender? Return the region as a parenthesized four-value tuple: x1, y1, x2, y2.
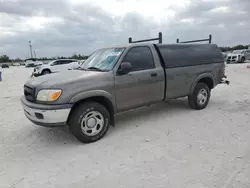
(69, 90, 117, 112)
(190, 73, 215, 94)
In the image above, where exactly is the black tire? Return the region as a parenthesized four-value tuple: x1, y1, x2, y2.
(68, 102, 110, 143)
(188, 83, 210, 110)
(241, 57, 245, 63)
(42, 69, 51, 75)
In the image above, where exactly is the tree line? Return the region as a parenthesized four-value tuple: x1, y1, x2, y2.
(219, 44, 250, 52)
(0, 54, 89, 63)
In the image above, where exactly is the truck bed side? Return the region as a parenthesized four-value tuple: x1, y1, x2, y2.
(154, 44, 225, 99)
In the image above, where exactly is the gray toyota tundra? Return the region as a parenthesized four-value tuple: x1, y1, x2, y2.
(21, 41, 229, 143)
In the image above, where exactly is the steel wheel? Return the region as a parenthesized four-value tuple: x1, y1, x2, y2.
(80, 111, 104, 136)
(197, 88, 208, 105)
(188, 82, 210, 110)
(69, 102, 110, 143)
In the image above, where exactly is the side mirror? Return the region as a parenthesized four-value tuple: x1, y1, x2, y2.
(117, 62, 132, 75)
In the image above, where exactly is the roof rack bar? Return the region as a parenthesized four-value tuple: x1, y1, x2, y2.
(129, 32, 162, 44)
(176, 34, 212, 44)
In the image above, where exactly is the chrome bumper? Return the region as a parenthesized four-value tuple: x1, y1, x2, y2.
(21, 97, 72, 127)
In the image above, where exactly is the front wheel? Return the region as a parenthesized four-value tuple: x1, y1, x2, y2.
(241, 57, 245, 63)
(188, 83, 210, 110)
(42, 69, 51, 75)
(68, 102, 110, 143)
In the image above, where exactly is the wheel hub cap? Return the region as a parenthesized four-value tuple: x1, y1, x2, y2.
(80, 111, 104, 136)
(86, 118, 96, 128)
(197, 89, 208, 105)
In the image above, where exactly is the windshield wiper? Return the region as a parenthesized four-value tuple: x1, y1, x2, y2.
(86, 67, 106, 72)
(77, 67, 87, 70)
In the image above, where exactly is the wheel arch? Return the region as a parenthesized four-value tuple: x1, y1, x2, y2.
(67, 91, 116, 126)
(42, 68, 51, 74)
(190, 74, 214, 94)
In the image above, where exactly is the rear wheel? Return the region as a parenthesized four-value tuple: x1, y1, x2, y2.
(68, 102, 110, 143)
(188, 83, 210, 110)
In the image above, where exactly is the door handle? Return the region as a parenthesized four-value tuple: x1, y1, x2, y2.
(151, 72, 157, 77)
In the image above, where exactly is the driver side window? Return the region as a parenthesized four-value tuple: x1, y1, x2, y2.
(63, 60, 73, 64)
(122, 46, 155, 72)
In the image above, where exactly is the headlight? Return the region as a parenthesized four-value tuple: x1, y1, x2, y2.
(36, 89, 62, 102)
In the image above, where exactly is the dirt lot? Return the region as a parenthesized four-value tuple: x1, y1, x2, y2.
(0, 64, 250, 188)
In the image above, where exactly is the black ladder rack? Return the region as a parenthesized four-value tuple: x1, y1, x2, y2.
(128, 32, 162, 44)
(176, 34, 212, 44)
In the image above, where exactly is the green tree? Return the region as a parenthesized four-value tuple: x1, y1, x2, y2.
(71, 54, 89, 60)
(220, 44, 250, 52)
(13, 58, 23, 62)
(0, 55, 11, 63)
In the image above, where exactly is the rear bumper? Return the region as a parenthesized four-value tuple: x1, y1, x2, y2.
(220, 76, 230, 85)
(21, 96, 73, 127)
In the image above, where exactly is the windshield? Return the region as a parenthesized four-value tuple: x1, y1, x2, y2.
(80, 47, 125, 71)
(48, 60, 55, 65)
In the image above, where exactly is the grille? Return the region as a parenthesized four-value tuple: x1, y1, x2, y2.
(24, 85, 36, 102)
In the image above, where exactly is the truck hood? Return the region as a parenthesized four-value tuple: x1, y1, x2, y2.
(26, 70, 105, 88)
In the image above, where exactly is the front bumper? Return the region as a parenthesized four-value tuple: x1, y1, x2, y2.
(226, 56, 242, 63)
(31, 70, 42, 77)
(31, 73, 41, 77)
(21, 96, 73, 127)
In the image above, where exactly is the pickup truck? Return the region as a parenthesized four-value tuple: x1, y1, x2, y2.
(21, 42, 229, 143)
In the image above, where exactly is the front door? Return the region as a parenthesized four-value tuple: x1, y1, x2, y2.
(245, 50, 250, 60)
(115, 46, 164, 112)
(51, 60, 68, 73)
(62, 60, 76, 70)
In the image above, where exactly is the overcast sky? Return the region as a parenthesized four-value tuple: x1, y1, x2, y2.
(0, 0, 249, 58)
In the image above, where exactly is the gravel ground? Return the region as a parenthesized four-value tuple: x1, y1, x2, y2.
(0, 64, 250, 188)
